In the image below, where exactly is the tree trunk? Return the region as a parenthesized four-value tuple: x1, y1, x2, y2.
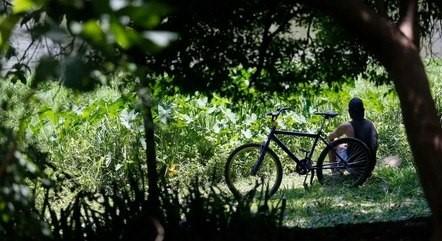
(305, 1, 442, 240)
(250, 19, 273, 85)
(139, 88, 161, 215)
(386, 42, 442, 241)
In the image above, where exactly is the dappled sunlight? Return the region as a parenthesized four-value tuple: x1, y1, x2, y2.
(432, 135, 442, 153)
(398, 0, 418, 48)
(360, 10, 371, 22)
(269, 166, 430, 228)
(399, 22, 414, 45)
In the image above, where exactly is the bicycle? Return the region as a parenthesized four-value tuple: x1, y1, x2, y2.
(224, 108, 375, 199)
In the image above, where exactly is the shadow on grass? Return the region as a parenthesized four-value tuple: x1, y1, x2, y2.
(269, 166, 430, 228)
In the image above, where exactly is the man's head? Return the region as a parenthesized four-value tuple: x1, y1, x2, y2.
(348, 97, 364, 120)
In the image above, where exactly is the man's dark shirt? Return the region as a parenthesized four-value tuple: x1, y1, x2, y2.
(350, 119, 377, 155)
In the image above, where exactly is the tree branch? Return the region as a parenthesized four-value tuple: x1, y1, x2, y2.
(249, 12, 273, 85)
(375, 0, 388, 18)
(302, 0, 415, 66)
(398, 0, 419, 48)
(301, 14, 314, 63)
(250, 9, 294, 85)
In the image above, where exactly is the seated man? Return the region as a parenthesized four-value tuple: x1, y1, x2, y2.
(328, 97, 378, 164)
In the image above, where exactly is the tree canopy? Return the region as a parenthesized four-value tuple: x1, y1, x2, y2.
(1, 0, 441, 94)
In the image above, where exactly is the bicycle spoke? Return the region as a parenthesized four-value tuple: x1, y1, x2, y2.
(317, 138, 373, 187)
(225, 144, 282, 198)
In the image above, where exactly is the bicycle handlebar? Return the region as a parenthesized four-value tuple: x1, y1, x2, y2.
(266, 107, 290, 120)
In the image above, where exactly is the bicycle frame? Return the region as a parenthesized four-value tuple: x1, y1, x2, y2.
(225, 109, 374, 197)
(252, 117, 338, 176)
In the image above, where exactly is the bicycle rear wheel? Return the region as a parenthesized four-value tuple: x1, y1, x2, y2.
(316, 137, 375, 187)
(224, 143, 283, 199)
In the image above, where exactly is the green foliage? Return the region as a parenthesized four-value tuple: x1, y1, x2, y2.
(0, 65, 416, 190)
(3, 61, 442, 232)
(5, 0, 441, 94)
(0, 122, 50, 240)
(1, 0, 175, 90)
(45, 176, 285, 241)
(427, 59, 442, 113)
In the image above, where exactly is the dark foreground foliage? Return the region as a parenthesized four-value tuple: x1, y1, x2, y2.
(0, 126, 50, 241)
(45, 177, 285, 241)
(1, 134, 286, 241)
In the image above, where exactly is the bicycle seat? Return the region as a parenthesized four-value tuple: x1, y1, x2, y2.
(314, 111, 339, 119)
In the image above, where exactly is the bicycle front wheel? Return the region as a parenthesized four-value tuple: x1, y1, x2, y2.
(224, 143, 283, 199)
(316, 137, 375, 187)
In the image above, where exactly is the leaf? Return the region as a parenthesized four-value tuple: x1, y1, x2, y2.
(81, 20, 106, 45)
(242, 129, 252, 139)
(213, 123, 221, 134)
(119, 108, 137, 129)
(195, 96, 208, 108)
(17, 115, 31, 141)
(13, 0, 46, 13)
(224, 108, 237, 123)
(244, 113, 257, 126)
(5, 46, 17, 59)
(32, 56, 59, 87)
(179, 113, 193, 124)
(6, 65, 28, 84)
(60, 56, 95, 91)
(110, 18, 140, 49)
(107, 98, 125, 118)
(39, 109, 59, 125)
(13, 0, 35, 13)
(119, 3, 170, 29)
(0, 15, 20, 52)
(115, 163, 123, 171)
(158, 104, 171, 124)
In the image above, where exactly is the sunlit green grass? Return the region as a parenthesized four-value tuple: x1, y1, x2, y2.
(266, 164, 430, 228)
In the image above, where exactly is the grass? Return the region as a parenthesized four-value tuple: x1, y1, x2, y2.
(265, 164, 430, 228)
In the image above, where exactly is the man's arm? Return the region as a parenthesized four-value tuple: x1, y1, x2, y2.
(328, 122, 354, 141)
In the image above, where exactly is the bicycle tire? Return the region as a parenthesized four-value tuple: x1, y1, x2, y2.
(224, 143, 283, 199)
(316, 137, 375, 187)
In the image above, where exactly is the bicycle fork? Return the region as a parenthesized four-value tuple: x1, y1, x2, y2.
(251, 134, 273, 175)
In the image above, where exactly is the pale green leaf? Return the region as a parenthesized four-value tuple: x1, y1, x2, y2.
(13, 0, 34, 13)
(0, 15, 20, 51)
(82, 20, 105, 44)
(12, 0, 44, 13)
